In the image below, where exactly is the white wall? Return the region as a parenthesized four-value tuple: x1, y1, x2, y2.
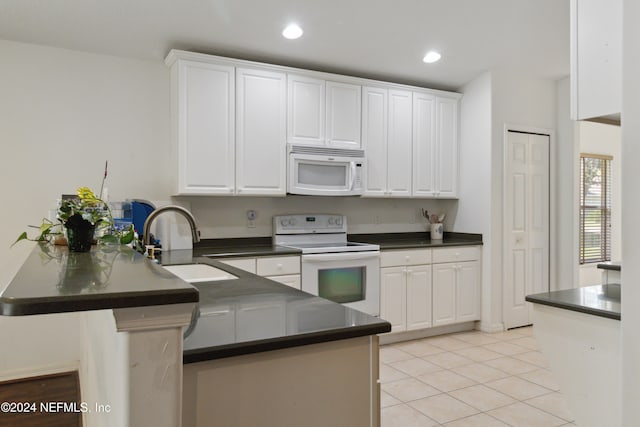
(489, 70, 557, 330)
(0, 39, 172, 377)
(455, 72, 494, 330)
(577, 121, 621, 286)
(555, 77, 579, 291)
(622, 0, 640, 423)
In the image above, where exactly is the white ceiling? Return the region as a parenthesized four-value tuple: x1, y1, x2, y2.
(0, 0, 569, 91)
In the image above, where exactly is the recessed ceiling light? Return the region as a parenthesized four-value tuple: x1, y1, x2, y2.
(282, 24, 303, 40)
(423, 51, 442, 64)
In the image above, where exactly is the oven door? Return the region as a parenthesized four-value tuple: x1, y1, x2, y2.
(288, 154, 364, 196)
(301, 251, 380, 316)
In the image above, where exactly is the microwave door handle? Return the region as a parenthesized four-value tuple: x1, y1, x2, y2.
(349, 162, 356, 190)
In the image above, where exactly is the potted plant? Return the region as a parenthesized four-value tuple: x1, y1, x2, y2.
(14, 187, 134, 252)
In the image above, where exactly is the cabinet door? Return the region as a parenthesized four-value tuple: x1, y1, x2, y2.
(176, 60, 235, 194)
(326, 81, 362, 148)
(287, 74, 325, 146)
(236, 67, 287, 195)
(456, 261, 481, 322)
(266, 274, 301, 289)
(572, 0, 621, 120)
(406, 264, 432, 330)
(380, 267, 407, 332)
(361, 86, 388, 196)
(432, 263, 456, 326)
(218, 258, 256, 274)
(435, 97, 459, 198)
(412, 92, 436, 197)
(387, 90, 413, 196)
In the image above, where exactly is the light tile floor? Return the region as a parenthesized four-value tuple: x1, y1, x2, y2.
(380, 327, 577, 427)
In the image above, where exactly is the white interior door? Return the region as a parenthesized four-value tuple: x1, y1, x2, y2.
(504, 131, 550, 329)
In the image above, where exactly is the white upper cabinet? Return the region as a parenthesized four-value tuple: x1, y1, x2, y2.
(362, 86, 412, 197)
(413, 93, 459, 198)
(387, 90, 413, 196)
(166, 50, 460, 198)
(361, 86, 388, 196)
(288, 74, 361, 148)
(236, 67, 287, 196)
(287, 74, 325, 146)
(435, 97, 459, 198)
(173, 59, 235, 194)
(326, 81, 362, 148)
(412, 92, 436, 197)
(570, 0, 621, 122)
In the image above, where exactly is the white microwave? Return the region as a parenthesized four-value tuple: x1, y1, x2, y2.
(287, 144, 366, 196)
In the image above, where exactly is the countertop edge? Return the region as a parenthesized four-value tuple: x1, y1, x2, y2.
(525, 293, 621, 321)
(183, 321, 391, 364)
(0, 288, 199, 316)
(597, 262, 621, 271)
(194, 232, 483, 258)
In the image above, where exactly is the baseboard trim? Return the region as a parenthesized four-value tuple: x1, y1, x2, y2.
(379, 322, 477, 345)
(478, 321, 505, 333)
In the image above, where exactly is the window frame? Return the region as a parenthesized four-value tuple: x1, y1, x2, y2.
(579, 153, 612, 264)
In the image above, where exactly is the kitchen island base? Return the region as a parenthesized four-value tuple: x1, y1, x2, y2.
(532, 303, 621, 427)
(183, 335, 380, 427)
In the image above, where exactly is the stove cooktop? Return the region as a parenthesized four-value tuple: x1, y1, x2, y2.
(278, 241, 380, 254)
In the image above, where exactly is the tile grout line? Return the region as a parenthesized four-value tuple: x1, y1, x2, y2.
(380, 327, 575, 427)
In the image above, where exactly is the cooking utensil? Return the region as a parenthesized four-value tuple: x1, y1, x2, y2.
(430, 214, 439, 224)
(438, 213, 446, 223)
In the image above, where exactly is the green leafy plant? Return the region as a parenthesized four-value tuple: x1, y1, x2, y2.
(12, 187, 134, 247)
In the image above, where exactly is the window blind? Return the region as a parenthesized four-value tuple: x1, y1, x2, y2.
(579, 154, 612, 264)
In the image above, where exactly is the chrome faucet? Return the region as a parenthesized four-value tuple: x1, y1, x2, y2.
(142, 205, 201, 247)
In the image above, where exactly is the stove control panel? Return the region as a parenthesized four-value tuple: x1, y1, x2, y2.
(274, 214, 347, 234)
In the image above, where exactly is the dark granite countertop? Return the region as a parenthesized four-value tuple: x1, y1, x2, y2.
(1, 244, 199, 316)
(597, 261, 621, 271)
(193, 237, 301, 258)
(159, 250, 391, 363)
(349, 232, 483, 250)
(193, 232, 483, 258)
(525, 284, 621, 320)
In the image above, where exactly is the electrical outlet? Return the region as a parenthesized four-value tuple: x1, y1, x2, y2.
(247, 210, 257, 228)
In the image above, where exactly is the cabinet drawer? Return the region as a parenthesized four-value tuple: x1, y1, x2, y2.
(432, 246, 480, 264)
(381, 249, 431, 267)
(219, 258, 257, 274)
(257, 256, 300, 276)
(267, 274, 301, 289)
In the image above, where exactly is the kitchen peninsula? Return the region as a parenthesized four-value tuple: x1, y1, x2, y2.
(1, 243, 390, 427)
(526, 284, 621, 427)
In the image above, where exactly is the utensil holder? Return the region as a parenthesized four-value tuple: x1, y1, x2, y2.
(430, 223, 443, 240)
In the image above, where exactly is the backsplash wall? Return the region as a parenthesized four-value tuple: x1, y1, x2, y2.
(182, 196, 461, 239)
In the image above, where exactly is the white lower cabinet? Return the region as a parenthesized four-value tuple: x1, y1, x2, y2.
(380, 249, 432, 333)
(432, 248, 481, 326)
(381, 246, 481, 334)
(219, 255, 301, 289)
(406, 265, 433, 330)
(380, 267, 407, 331)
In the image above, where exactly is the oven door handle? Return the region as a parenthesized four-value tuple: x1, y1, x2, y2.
(302, 251, 380, 263)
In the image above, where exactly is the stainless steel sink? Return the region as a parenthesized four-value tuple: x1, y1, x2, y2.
(162, 264, 238, 283)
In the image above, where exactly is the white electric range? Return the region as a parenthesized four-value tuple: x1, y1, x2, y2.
(273, 214, 380, 316)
